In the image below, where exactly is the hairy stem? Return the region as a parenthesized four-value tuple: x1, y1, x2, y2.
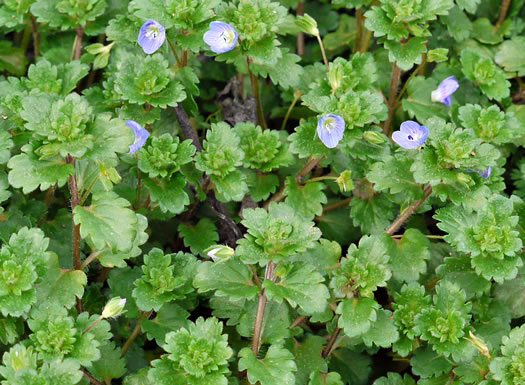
(247, 57, 268, 130)
(322, 197, 352, 213)
(385, 185, 432, 235)
(496, 0, 511, 29)
(121, 310, 153, 357)
(395, 60, 426, 107)
(383, 62, 401, 137)
(322, 326, 341, 358)
(354, 8, 364, 53)
(359, 28, 373, 53)
(71, 25, 85, 61)
(316, 34, 330, 72)
(252, 262, 276, 355)
(297, 2, 305, 56)
(30, 14, 40, 57)
(280, 91, 301, 131)
(263, 156, 324, 210)
(80, 251, 102, 270)
(67, 156, 82, 271)
(82, 369, 104, 385)
(323, 184, 433, 358)
(174, 104, 243, 244)
(166, 36, 182, 67)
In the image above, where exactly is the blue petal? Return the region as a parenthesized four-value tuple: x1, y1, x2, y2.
(204, 22, 238, 54)
(481, 166, 492, 178)
(127, 120, 150, 154)
(317, 114, 345, 148)
(443, 95, 452, 106)
(138, 20, 166, 54)
(399, 120, 422, 136)
(392, 132, 419, 149)
(435, 76, 459, 105)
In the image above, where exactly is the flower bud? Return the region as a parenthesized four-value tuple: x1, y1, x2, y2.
(465, 331, 491, 359)
(336, 170, 353, 193)
(102, 297, 127, 319)
(329, 64, 344, 94)
(456, 172, 472, 185)
(204, 245, 234, 262)
(295, 14, 319, 36)
(363, 131, 386, 144)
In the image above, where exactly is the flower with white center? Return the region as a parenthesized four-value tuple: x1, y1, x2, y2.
(138, 19, 166, 54)
(317, 114, 345, 148)
(431, 76, 459, 106)
(467, 166, 492, 179)
(127, 120, 150, 154)
(392, 121, 429, 149)
(203, 21, 239, 54)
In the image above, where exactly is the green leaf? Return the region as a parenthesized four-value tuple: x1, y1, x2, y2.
(383, 229, 430, 282)
(442, 6, 472, 42)
(350, 193, 396, 235)
(264, 262, 329, 314)
(461, 48, 511, 101)
(239, 345, 297, 385)
(73, 191, 138, 253)
(308, 370, 344, 385)
(90, 342, 126, 382)
(373, 373, 416, 385)
(141, 303, 190, 346)
(284, 176, 327, 220)
(361, 309, 399, 348)
(236, 202, 321, 265)
(114, 53, 186, 108)
(149, 317, 232, 385)
(32, 0, 107, 29)
(494, 275, 525, 318)
(0, 41, 28, 76)
(144, 175, 190, 214)
(193, 257, 261, 299)
(401, 76, 449, 122)
(251, 49, 304, 89)
(133, 249, 198, 311)
(212, 170, 249, 202)
(178, 218, 219, 256)
(337, 297, 379, 337)
(368, 154, 424, 201)
(289, 239, 341, 277)
(8, 147, 73, 194)
(472, 18, 503, 45)
(384, 37, 427, 71)
(289, 118, 335, 159)
(495, 36, 525, 75)
(294, 335, 328, 385)
(410, 345, 453, 378)
(427, 48, 449, 63)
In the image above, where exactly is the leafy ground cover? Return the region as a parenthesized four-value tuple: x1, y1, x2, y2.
(0, 0, 524, 384)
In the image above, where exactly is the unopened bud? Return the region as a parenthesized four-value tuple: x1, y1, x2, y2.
(329, 64, 344, 94)
(295, 14, 319, 36)
(363, 131, 386, 144)
(204, 245, 234, 262)
(456, 172, 472, 185)
(102, 297, 126, 319)
(336, 170, 353, 193)
(465, 331, 491, 359)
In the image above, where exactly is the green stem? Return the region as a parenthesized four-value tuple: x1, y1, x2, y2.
(21, 22, 32, 53)
(316, 34, 330, 72)
(30, 14, 40, 57)
(394, 61, 425, 107)
(304, 175, 337, 184)
(82, 315, 103, 335)
(252, 262, 276, 355)
(80, 251, 102, 270)
(70, 25, 85, 61)
(359, 28, 373, 53)
(66, 156, 82, 271)
(280, 91, 301, 131)
(166, 36, 182, 67)
(246, 57, 267, 130)
(496, 0, 511, 30)
(79, 175, 100, 206)
(135, 153, 142, 210)
(321, 197, 352, 213)
(121, 311, 153, 357)
(354, 8, 364, 53)
(383, 62, 401, 137)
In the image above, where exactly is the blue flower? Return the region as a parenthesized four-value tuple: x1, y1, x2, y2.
(127, 120, 150, 154)
(317, 114, 345, 148)
(431, 76, 459, 106)
(467, 166, 492, 179)
(392, 121, 429, 149)
(203, 22, 239, 54)
(138, 20, 166, 54)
